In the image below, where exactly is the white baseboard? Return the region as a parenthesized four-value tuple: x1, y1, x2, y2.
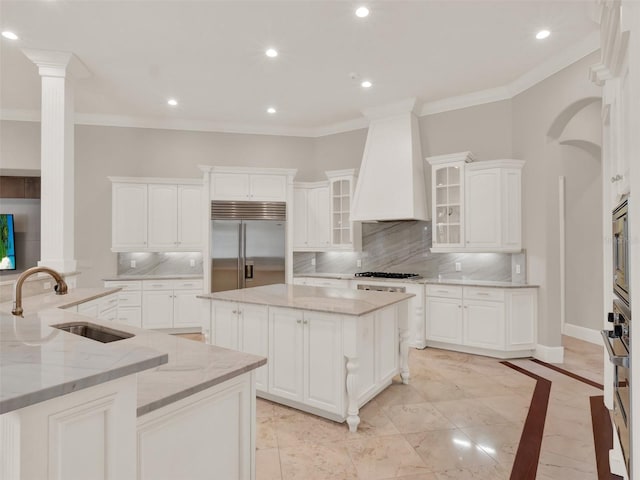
(534, 344, 565, 363)
(563, 323, 603, 345)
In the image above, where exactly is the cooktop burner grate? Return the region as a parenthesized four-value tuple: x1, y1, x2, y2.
(355, 272, 421, 279)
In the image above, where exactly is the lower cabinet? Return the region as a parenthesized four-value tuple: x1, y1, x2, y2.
(74, 292, 119, 322)
(211, 301, 269, 392)
(136, 373, 255, 480)
(425, 285, 537, 357)
(104, 279, 203, 330)
(268, 308, 343, 414)
(2, 375, 138, 480)
(208, 300, 406, 428)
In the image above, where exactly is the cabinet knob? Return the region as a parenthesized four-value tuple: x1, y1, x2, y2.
(303, 320, 308, 325)
(232, 310, 237, 314)
(296, 319, 302, 324)
(458, 305, 461, 308)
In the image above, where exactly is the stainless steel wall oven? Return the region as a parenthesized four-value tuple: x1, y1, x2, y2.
(603, 197, 631, 477)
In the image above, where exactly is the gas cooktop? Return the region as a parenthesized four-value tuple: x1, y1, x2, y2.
(354, 272, 422, 279)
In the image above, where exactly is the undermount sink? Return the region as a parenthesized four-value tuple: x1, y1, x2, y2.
(53, 322, 134, 343)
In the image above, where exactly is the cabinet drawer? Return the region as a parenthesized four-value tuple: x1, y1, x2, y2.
(104, 281, 142, 291)
(173, 279, 203, 290)
(116, 307, 142, 328)
(99, 307, 118, 322)
(100, 295, 119, 313)
(143, 280, 173, 291)
(425, 285, 463, 299)
(463, 287, 505, 302)
(117, 291, 141, 307)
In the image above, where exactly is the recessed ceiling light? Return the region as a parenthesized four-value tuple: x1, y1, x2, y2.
(267, 107, 276, 114)
(536, 29, 551, 40)
(265, 48, 278, 58)
(167, 98, 178, 106)
(1, 31, 18, 40)
(361, 80, 372, 88)
(355, 6, 369, 18)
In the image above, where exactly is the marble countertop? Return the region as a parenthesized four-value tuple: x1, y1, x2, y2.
(0, 309, 167, 414)
(199, 283, 414, 316)
(103, 274, 204, 281)
(295, 273, 538, 288)
(0, 287, 122, 315)
(1, 288, 266, 416)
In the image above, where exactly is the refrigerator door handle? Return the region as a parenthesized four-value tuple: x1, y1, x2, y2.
(245, 262, 254, 280)
(238, 223, 244, 289)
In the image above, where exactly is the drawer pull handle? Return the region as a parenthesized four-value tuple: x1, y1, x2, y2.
(436, 290, 449, 293)
(476, 292, 490, 296)
(151, 284, 164, 287)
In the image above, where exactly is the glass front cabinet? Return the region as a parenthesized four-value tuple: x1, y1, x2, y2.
(326, 169, 362, 251)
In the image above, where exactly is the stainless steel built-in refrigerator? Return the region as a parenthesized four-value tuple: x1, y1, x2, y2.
(210, 201, 286, 292)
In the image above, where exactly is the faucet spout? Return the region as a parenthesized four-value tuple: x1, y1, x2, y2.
(12, 266, 69, 317)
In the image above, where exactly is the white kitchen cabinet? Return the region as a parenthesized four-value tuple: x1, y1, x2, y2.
(4, 375, 138, 480)
(268, 308, 343, 414)
(112, 182, 148, 250)
(211, 300, 240, 349)
(211, 172, 287, 201)
(326, 169, 362, 251)
(110, 178, 203, 252)
(425, 285, 537, 358)
(136, 372, 254, 480)
(105, 280, 143, 328)
(463, 299, 505, 349)
(426, 153, 524, 253)
(143, 290, 174, 328)
(293, 182, 331, 251)
(142, 280, 202, 328)
(75, 292, 119, 322)
(426, 296, 463, 344)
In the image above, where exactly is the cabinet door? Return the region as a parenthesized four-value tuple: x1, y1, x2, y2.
(303, 311, 343, 414)
(425, 297, 462, 344)
(309, 186, 330, 248)
(142, 291, 174, 328)
(78, 300, 100, 318)
(148, 184, 178, 249)
(465, 169, 501, 249)
(116, 307, 142, 328)
(292, 187, 309, 249)
(211, 301, 240, 350)
(112, 183, 147, 250)
(507, 290, 536, 349)
(375, 306, 398, 383)
(212, 174, 250, 200)
(268, 308, 303, 402)
(173, 290, 202, 328)
(432, 164, 464, 247)
(249, 174, 286, 201)
(501, 170, 522, 249)
(463, 300, 505, 349)
(178, 185, 203, 249)
(239, 304, 269, 392)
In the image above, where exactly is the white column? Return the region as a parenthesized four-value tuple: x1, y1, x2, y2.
(22, 50, 90, 273)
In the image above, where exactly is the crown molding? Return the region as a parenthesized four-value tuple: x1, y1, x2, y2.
(1, 32, 600, 138)
(419, 86, 512, 116)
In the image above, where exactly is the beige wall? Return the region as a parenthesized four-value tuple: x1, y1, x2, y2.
(512, 51, 602, 345)
(0, 120, 40, 173)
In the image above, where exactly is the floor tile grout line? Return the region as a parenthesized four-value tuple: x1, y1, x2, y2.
(500, 361, 552, 480)
(530, 358, 604, 390)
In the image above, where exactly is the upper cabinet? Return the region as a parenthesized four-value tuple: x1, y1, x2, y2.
(210, 169, 288, 201)
(293, 182, 331, 251)
(326, 169, 362, 251)
(426, 152, 524, 253)
(110, 177, 203, 252)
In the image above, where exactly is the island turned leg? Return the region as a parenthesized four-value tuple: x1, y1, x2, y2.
(345, 356, 360, 432)
(399, 325, 410, 385)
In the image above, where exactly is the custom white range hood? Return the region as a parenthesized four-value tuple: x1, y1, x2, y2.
(351, 98, 430, 222)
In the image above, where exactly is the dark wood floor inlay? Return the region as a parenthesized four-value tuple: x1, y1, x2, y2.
(530, 358, 604, 390)
(590, 395, 625, 480)
(501, 361, 552, 480)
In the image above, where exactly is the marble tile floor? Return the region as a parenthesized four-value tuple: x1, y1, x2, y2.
(255, 336, 606, 480)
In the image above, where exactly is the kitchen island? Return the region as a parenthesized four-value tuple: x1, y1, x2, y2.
(199, 283, 414, 432)
(1, 289, 266, 480)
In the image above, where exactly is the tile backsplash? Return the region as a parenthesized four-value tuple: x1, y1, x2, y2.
(117, 252, 203, 276)
(294, 221, 526, 282)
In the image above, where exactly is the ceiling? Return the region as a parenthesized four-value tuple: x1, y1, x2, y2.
(0, 1, 598, 135)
